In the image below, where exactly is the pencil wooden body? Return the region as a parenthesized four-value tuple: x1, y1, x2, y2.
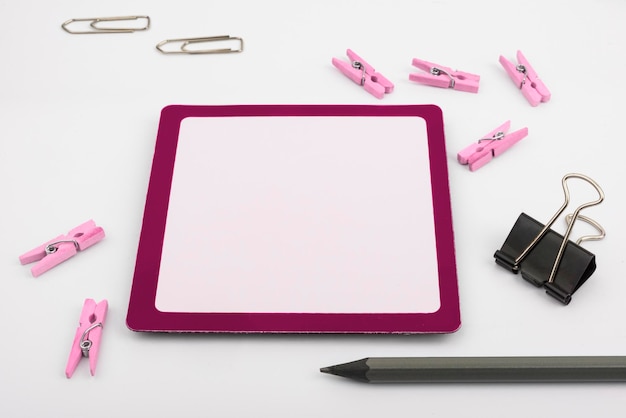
(321, 357, 626, 383)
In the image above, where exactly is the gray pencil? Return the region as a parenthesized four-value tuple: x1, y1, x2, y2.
(320, 356, 626, 383)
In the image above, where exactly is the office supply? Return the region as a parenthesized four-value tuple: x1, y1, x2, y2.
(499, 50, 550, 106)
(409, 58, 480, 93)
(126, 104, 460, 333)
(332, 50, 394, 99)
(565, 213, 606, 244)
(156, 36, 244, 54)
(320, 356, 626, 383)
(457, 120, 528, 171)
(61, 16, 150, 34)
(494, 173, 605, 304)
(19, 220, 105, 277)
(66, 299, 108, 378)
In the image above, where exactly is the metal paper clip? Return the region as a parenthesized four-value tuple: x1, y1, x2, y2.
(156, 35, 244, 54)
(62, 16, 151, 34)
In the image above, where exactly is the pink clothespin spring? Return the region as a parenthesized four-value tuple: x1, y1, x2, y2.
(457, 121, 528, 171)
(332, 49, 394, 99)
(499, 50, 551, 106)
(409, 58, 480, 93)
(19, 220, 105, 277)
(66, 299, 108, 378)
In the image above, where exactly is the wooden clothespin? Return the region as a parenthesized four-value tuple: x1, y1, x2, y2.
(66, 299, 108, 378)
(332, 49, 394, 99)
(457, 120, 528, 171)
(499, 50, 551, 106)
(409, 58, 480, 93)
(19, 220, 105, 277)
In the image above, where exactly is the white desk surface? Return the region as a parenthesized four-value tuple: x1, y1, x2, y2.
(2, 0, 625, 416)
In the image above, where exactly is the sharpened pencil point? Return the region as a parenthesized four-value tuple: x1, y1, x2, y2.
(319, 359, 371, 382)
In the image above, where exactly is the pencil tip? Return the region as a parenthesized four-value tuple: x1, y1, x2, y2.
(319, 359, 370, 382)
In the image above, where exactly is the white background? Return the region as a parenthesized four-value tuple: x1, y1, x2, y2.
(1, 0, 625, 417)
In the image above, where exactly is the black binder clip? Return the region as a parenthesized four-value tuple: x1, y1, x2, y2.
(494, 173, 605, 305)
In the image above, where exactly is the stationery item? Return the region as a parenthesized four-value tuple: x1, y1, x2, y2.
(66, 299, 108, 378)
(499, 50, 550, 106)
(126, 104, 460, 334)
(409, 58, 480, 93)
(457, 120, 528, 171)
(156, 35, 244, 54)
(494, 173, 605, 304)
(62, 16, 150, 34)
(321, 356, 626, 383)
(332, 50, 394, 99)
(19, 220, 105, 277)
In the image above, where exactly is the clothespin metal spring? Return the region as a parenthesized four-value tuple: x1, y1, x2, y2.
(430, 67, 456, 88)
(45, 240, 79, 255)
(478, 131, 505, 143)
(516, 64, 528, 87)
(351, 61, 367, 85)
(80, 322, 103, 357)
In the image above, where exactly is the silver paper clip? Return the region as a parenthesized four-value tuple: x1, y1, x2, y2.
(62, 16, 151, 34)
(156, 35, 244, 54)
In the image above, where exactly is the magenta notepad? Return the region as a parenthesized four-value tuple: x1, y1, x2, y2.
(127, 105, 460, 333)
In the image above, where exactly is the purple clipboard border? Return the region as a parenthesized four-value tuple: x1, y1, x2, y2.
(126, 104, 460, 333)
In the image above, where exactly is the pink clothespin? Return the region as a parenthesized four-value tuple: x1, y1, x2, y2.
(332, 49, 394, 99)
(19, 220, 105, 277)
(499, 50, 551, 106)
(457, 121, 528, 171)
(66, 299, 108, 378)
(409, 58, 480, 93)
